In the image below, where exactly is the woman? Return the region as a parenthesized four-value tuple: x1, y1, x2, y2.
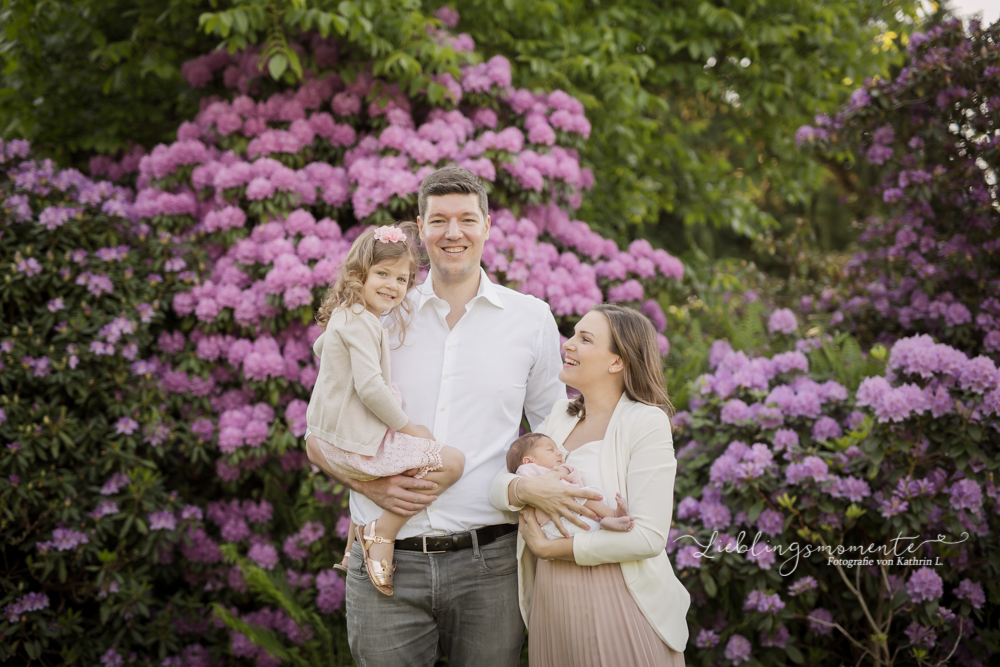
(488, 304, 689, 666)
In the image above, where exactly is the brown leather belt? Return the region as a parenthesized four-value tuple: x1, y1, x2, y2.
(394, 523, 517, 553)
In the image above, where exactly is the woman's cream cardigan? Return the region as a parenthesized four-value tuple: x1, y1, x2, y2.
(488, 394, 690, 652)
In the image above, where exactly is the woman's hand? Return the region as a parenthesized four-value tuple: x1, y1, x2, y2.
(519, 511, 574, 561)
(513, 471, 602, 537)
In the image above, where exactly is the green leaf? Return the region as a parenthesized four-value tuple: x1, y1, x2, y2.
(268, 54, 288, 80)
(233, 8, 250, 34)
(891, 588, 909, 610)
(785, 645, 805, 663)
(218, 11, 234, 38)
(699, 570, 717, 598)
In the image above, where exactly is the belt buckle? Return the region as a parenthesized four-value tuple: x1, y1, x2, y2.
(422, 536, 447, 554)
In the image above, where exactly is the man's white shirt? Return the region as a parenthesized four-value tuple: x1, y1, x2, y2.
(346, 268, 566, 538)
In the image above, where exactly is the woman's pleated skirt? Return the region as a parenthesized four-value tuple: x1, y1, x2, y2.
(528, 559, 686, 667)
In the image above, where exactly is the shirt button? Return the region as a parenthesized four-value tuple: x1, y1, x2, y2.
(440, 407, 446, 412)
(443, 373, 449, 379)
(448, 345, 453, 350)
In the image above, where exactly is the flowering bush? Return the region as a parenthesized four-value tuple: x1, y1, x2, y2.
(672, 306, 999, 666)
(136, 18, 682, 660)
(3, 8, 685, 664)
(796, 19, 1000, 358)
(0, 139, 203, 664)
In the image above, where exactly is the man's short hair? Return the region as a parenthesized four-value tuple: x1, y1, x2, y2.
(418, 166, 489, 222)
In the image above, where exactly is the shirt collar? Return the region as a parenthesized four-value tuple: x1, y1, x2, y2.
(416, 267, 504, 311)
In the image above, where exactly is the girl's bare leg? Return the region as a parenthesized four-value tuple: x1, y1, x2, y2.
(364, 446, 466, 566)
(336, 519, 357, 571)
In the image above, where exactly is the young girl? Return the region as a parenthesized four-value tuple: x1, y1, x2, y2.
(307, 222, 465, 596)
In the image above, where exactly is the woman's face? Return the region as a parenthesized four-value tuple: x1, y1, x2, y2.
(559, 310, 622, 390)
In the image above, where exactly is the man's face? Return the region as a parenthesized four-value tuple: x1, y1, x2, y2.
(418, 193, 490, 285)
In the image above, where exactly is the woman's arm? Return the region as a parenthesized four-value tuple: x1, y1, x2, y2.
(519, 511, 575, 561)
(572, 410, 676, 565)
(487, 466, 601, 534)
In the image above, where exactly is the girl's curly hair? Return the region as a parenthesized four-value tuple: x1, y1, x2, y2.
(315, 221, 421, 344)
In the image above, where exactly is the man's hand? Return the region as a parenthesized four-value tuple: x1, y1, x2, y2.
(516, 470, 602, 537)
(353, 474, 437, 516)
(306, 435, 436, 516)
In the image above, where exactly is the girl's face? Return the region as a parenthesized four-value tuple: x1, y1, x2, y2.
(362, 256, 412, 316)
(559, 310, 623, 390)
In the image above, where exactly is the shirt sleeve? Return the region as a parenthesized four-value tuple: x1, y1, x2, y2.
(340, 316, 409, 431)
(488, 404, 560, 513)
(572, 410, 676, 565)
(523, 304, 567, 431)
(488, 469, 522, 512)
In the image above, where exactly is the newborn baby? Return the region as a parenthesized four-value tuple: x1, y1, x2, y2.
(506, 432, 634, 539)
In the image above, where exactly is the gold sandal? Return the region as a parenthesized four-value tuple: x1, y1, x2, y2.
(332, 554, 349, 575)
(356, 521, 395, 596)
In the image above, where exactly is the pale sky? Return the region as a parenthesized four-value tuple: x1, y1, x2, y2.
(946, 0, 1000, 20)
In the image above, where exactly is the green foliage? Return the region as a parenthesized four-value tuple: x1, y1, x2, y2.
(0, 0, 215, 164)
(2, 0, 932, 264)
(215, 544, 350, 667)
(443, 0, 926, 250)
(806, 334, 884, 393)
(0, 0, 471, 168)
(0, 149, 191, 664)
(673, 320, 998, 665)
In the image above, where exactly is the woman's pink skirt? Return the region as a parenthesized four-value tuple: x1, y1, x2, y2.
(529, 559, 686, 667)
(315, 385, 443, 481)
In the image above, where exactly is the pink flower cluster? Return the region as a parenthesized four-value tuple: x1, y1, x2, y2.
(2, 592, 50, 622)
(483, 206, 681, 325)
(282, 520, 325, 560)
(37, 528, 90, 552)
(857, 335, 1000, 423)
(708, 441, 776, 486)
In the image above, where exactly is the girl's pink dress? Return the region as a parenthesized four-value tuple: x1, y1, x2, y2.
(315, 384, 443, 481)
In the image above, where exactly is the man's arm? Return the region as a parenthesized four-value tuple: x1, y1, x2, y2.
(523, 306, 567, 430)
(305, 434, 436, 516)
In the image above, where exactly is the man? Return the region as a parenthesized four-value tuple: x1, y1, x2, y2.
(306, 166, 587, 666)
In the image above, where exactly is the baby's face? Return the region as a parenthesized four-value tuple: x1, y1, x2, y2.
(524, 437, 563, 469)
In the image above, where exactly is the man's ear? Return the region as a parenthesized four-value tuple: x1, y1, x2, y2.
(416, 216, 425, 245)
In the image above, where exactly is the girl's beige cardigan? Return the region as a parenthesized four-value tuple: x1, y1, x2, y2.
(305, 305, 409, 455)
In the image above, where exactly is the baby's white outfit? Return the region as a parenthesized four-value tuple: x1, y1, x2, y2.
(514, 442, 610, 540)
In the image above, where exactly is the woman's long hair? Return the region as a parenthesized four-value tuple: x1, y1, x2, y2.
(567, 303, 674, 419)
(315, 221, 420, 344)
